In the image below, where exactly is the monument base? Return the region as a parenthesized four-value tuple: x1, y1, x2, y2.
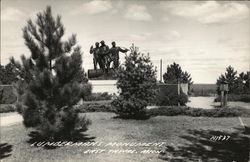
(88, 69, 117, 80)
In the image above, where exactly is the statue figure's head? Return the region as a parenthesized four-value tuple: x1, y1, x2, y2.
(100, 40, 105, 46)
(111, 41, 116, 47)
(95, 42, 99, 47)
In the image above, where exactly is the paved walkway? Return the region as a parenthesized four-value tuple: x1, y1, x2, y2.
(0, 112, 23, 127)
(187, 96, 250, 109)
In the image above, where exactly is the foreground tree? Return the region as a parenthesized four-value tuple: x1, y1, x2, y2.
(11, 6, 91, 140)
(112, 45, 157, 119)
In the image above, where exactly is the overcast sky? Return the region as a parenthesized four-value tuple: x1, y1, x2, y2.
(1, 0, 249, 83)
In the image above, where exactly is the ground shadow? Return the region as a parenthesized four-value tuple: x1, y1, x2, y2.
(159, 127, 249, 162)
(234, 126, 250, 135)
(27, 130, 96, 150)
(0, 143, 13, 159)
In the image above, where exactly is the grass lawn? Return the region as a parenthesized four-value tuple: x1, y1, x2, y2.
(1, 112, 249, 162)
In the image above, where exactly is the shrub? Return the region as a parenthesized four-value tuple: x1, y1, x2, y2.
(0, 104, 16, 113)
(215, 94, 250, 103)
(185, 108, 204, 117)
(212, 108, 241, 117)
(76, 101, 114, 113)
(155, 91, 188, 106)
(112, 45, 157, 119)
(185, 107, 241, 117)
(0, 86, 17, 104)
(147, 106, 246, 118)
(112, 96, 150, 119)
(81, 83, 92, 100)
(149, 106, 186, 116)
(85, 92, 115, 101)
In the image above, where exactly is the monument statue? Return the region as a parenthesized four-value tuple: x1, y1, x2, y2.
(99, 40, 110, 72)
(109, 41, 129, 69)
(88, 40, 129, 79)
(89, 42, 100, 70)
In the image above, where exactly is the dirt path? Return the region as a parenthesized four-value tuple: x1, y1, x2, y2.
(0, 113, 23, 127)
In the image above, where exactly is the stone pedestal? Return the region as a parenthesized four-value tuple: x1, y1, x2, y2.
(88, 69, 104, 79)
(88, 69, 117, 80)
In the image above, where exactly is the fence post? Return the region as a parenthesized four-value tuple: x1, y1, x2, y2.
(224, 91, 228, 107)
(220, 81, 228, 107)
(160, 59, 162, 83)
(177, 81, 180, 106)
(221, 90, 224, 107)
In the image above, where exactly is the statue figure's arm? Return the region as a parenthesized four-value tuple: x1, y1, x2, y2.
(90, 46, 94, 54)
(119, 47, 129, 53)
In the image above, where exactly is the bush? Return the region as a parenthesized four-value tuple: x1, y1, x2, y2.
(185, 107, 241, 117)
(149, 106, 186, 116)
(112, 45, 157, 119)
(76, 102, 247, 118)
(0, 86, 17, 104)
(215, 94, 250, 103)
(212, 108, 241, 117)
(76, 101, 114, 113)
(0, 104, 16, 113)
(185, 108, 205, 117)
(155, 91, 188, 106)
(85, 92, 115, 101)
(148, 106, 246, 118)
(81, 83, 92, 100)
(112, 96, 150, 119)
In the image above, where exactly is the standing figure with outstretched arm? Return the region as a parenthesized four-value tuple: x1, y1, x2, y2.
(109, 41, 129, 69)
(90, 42, 100, 70)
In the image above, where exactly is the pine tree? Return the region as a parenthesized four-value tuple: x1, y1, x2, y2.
(163, 62, 193, 84)
(243, 72, 250, 93)
(163, 62, 182, 84)
(236, 71, 250, 94)
(163, 62, 193, 93)
(112, 45, 157, 119)
(216, 66, 238, 93)
(0, 63, 18, 84)
(11, 6, 91, 140)
(236, 72, 245, 93)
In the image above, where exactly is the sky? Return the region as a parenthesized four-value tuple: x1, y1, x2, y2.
(1, 0, 250, 83)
